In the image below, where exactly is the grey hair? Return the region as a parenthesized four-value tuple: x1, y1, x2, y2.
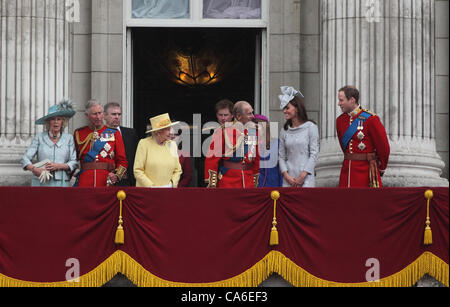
(104, 102, 122, 115)
(85, 99, 102, 114)
(233, 101, 251, 117)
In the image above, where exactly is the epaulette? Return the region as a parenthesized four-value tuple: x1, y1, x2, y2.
(363, 109, 377, 116)
(74, 125, 88, 133)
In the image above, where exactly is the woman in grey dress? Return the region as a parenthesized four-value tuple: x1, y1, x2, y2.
(278, 86, 319, 187)
(21, 101, 78, 187)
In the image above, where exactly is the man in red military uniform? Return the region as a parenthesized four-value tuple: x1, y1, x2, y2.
(336, 86, 390, 187)
(74, 100, 128, 187)
(205, 101, 260, 188)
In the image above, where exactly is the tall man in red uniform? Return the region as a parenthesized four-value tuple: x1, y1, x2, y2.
(336, 86, 390, 187)
(74, 100, 128, 187)
(205, 101, 260, 188)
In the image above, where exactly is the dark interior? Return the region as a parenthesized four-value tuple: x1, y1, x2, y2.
(132, 27, 259, 186)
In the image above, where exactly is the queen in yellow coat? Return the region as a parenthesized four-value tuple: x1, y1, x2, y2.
(134, 114, 182, 188)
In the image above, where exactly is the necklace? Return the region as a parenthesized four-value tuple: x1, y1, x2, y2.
(48, 131, 61, 140)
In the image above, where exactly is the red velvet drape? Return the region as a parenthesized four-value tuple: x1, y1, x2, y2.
(0, 187, 447, 285)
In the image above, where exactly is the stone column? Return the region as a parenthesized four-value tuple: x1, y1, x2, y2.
(0, 0, 70, 185)
(268, 0, 302, 124)
(316, 0, 448, 187)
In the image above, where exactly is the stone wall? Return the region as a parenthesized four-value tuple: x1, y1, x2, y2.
(70, 0, 124, 130)
(435, 0, 449, 179)
(268, 0, 302, 125)
(299, 0, 321, 125)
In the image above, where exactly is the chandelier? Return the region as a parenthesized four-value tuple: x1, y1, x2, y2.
(155, 30, 245, 88)
(166, 49, 224, 86)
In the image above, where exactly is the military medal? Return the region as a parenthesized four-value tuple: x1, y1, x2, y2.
(356, 118, 365, 140)
(104, 143, 111, 152)
(357, 131, 365, 140)
(243, 131, 249, 145)
(247, 128, 257, 159)
(358, 142, 367, 151)
(100, 132, 115, 142)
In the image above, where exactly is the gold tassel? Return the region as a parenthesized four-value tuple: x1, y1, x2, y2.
(115, 190, 126, 245)
(270, 191, 280, 246)
(424, 225, 432, 245)
(424, 190, 433, 245)
(270, 226, 279, 246)
(115, 225, 124, 245)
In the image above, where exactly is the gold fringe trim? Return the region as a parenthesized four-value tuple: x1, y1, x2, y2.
(0, 251, 447, 287)
(0, 251, 122, 287)
(270, 251, 449, 287)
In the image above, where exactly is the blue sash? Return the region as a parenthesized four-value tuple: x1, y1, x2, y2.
(83, 128, 116, 163)
(74, 128, 116, 186)
(340, 112, 371, 150)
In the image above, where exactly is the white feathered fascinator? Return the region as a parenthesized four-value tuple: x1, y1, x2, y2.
(279, 86, 305, 110)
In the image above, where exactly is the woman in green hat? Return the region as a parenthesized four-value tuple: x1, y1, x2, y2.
(21, 100, 78, 187)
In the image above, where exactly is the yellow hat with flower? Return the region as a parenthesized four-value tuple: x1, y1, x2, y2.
(146, 113, 180, 133)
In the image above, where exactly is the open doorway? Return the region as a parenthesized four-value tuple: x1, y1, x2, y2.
(132, 27, 261, 186)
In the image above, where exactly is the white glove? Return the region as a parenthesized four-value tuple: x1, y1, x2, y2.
(39, 170, 53, 183)
(33, 159, 51, 169)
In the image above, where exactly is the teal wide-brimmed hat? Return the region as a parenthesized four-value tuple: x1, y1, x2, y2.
(35, 100, 76, 125)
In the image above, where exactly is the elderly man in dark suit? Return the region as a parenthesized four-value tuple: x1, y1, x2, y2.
(104, 102, 139, 186)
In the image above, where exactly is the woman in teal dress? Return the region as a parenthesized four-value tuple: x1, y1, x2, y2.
(21, 101, 78, 187)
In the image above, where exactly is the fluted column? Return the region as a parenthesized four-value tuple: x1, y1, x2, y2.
(0, 0, 70, 185)
(316, 0, 448, 187)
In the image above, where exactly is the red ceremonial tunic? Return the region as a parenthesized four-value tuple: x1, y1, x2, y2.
(74, 125, 128, 187)
(336, 108, 390, 188)
(204, 124, 260, 188)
